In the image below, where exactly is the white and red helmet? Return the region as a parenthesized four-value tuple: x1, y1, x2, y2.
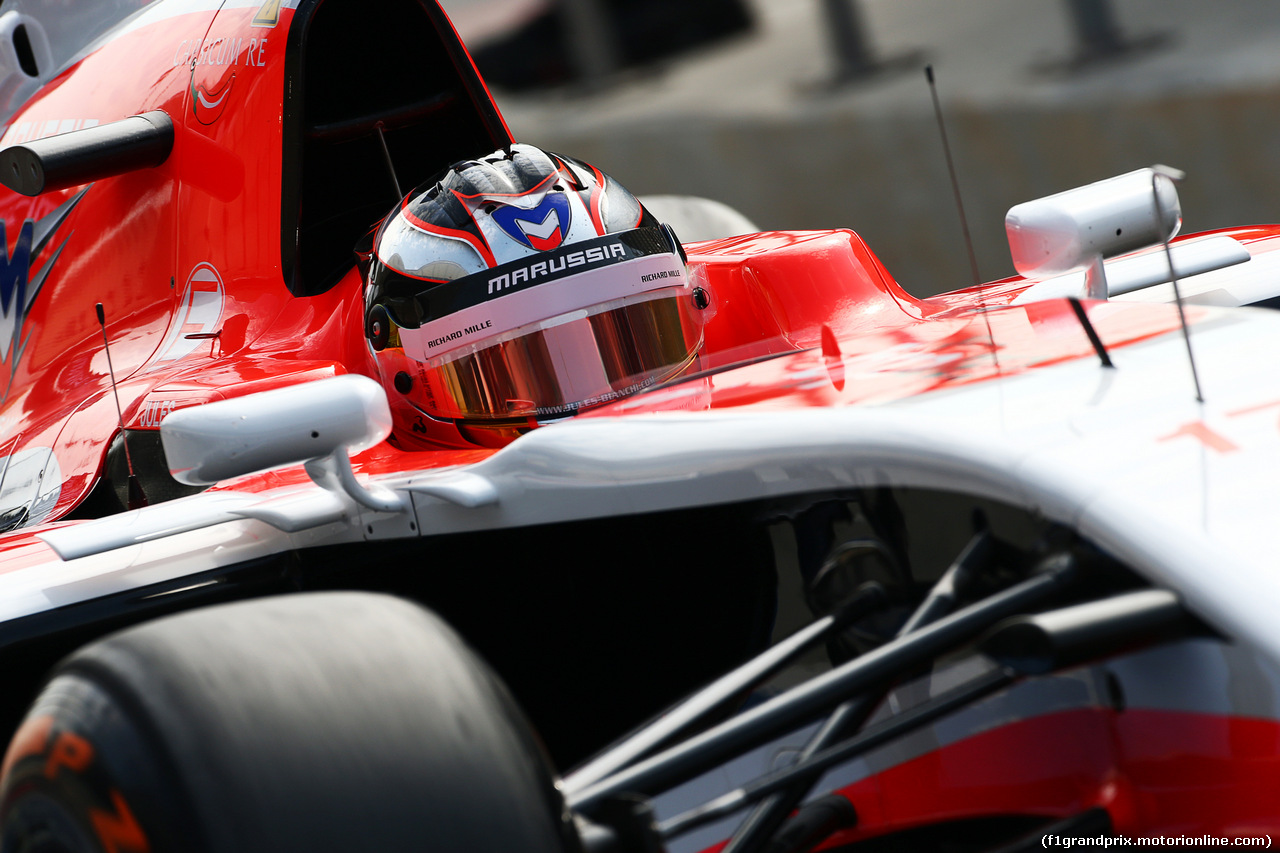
(364, 144, 706, 447)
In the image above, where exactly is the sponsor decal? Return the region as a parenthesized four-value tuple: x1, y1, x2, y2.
(0, 222, 40, 382)
(640, 268, 683, 284)
(391, 227, 684, 362)
(253, 0, 284, 27)
(137, 399, 180, 429)
(192, 70, 235, 125)
(491, 194, 572, 251)
(397, 228, 672, 328)
(487, 243, 626, 295)
(404, 250, 687, 363)
(2, 716, 149, 853)
(425, 319, 492, 352)
(536, 371, 667, 417)
(0, 189, 86, 400)
(2, 119, 100, 146)
(155, 263, 225, 362)
(173, 36, 269, 68)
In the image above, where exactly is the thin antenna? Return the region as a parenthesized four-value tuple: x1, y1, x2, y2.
(926, 65, 999, 369)
(926, 65, 981, 289)
(96, 303, 147, 509)
(1151, 166, 1203, 403)
(374, 122, 403, 201)
(1067, 297, 1114, 368)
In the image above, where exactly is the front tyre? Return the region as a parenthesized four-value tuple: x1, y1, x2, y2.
(0, 592, 577, 853)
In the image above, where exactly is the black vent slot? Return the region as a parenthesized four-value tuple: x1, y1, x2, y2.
(13, 25, 38, 78)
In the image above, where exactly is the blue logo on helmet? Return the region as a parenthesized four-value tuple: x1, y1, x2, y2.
(491, 194, 572, 251)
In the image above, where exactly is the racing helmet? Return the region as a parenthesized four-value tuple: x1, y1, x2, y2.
(364, 144, 706, 447)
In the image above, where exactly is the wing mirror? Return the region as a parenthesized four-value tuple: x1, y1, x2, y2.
(160, 374, 403, 512)
(1005, 166, 1182, 298)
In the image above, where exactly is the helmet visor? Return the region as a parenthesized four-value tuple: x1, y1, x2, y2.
(413, 288, 702, 421)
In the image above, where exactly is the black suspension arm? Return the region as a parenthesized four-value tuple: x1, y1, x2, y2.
(568, 554, 1078, 815)
(564, 582, 889, 796)
(721, 531, 993, 853)
(658, 588, 1191, 844)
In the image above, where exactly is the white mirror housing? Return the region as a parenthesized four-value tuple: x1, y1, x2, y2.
(1006, 167, 1182, 281)
(161, 374, 392, 486)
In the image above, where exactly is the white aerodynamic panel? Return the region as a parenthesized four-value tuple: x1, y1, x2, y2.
(1013, 235, 1253, 304)
(11, 303, 1280, 669)
(0, 445, 60, 529)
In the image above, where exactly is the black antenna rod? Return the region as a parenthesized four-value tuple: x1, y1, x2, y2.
(926, 65, 981, 289)
(926, 65, 1000, 373)
(95, 303, 147, 509)
(374, 122, 403, 201)
(1151, 166, 1203, 403)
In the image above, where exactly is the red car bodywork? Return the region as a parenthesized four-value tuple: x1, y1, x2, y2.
(2, 1, 1279, 848)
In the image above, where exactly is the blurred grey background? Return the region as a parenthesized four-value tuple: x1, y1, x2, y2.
(440, 0, 1280, 296)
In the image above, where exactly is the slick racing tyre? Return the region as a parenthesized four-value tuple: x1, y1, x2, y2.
(0, 593, 576, 853)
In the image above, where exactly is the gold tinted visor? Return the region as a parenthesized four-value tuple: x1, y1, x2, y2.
(415, 289, 702, 421)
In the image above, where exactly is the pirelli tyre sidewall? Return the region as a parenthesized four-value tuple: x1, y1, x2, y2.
(0, 671, 189, 853)
(0, 592, 578, 853)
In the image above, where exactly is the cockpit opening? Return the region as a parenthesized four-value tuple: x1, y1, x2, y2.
(281, 0, 511, 297)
